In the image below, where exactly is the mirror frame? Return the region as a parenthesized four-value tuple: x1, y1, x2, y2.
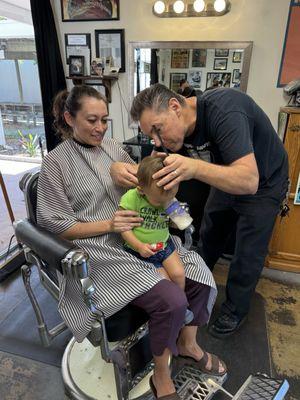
(128, 41, 253, 125)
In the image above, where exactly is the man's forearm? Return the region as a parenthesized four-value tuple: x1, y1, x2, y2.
(193, 159, 258, 195)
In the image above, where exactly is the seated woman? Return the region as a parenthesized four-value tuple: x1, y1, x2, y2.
(36, 85, 226, 400)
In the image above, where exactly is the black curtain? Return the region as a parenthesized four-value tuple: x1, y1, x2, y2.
(150, 49, 159, 85)
(30, 0, 66, 151)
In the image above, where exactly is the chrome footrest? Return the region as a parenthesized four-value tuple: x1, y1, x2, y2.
(173, 366, 227, 400)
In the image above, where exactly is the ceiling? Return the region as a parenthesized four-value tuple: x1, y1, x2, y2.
(0, 0, 32, 25)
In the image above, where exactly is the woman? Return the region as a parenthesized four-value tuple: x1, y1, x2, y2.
(37, 85, 226, 399)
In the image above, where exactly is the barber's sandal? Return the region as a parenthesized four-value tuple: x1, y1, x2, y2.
(149, 376, 180, 400)
(208, 312, 247, 338)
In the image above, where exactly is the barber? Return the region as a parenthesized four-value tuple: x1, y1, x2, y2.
(128, 83, 289, 338)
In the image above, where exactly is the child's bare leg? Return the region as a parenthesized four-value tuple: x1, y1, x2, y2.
(162, 250, 185, 290)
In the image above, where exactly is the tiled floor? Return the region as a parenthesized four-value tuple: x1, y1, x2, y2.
(0, 158, 299, 399)
(0, 158, 40, 254)
(0, 263, 299, 400)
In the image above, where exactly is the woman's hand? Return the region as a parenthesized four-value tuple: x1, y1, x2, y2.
(110, 210, 143, 233)
(152, 154, 198, 190)
(110, 162, 138, 188)
(137, 243, 156, 258)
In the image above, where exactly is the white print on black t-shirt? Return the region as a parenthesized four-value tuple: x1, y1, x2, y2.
(183, 142, 212, 162)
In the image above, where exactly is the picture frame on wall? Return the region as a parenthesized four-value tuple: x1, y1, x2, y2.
(64, 33, 91, 64)
(61, 0, 120, 21)
(188, 70, 202, 88)
(171, 49, 190, 69)
(192, 49, 207, 68)
(206, 72, 231, 89)
(69, 55, 85, 76)
(232, 51, 242, 63)
(232, 69, 241, 83)
(215, 48, 229, 57)
(170, 72, 187, 92)
(95, 29, 125, 72)
(214, 58, 228, 70)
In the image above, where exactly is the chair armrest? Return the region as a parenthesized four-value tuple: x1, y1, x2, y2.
(14, 219, 76, 274)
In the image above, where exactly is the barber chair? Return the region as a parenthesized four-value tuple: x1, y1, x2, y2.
(14, 171, 289, 400)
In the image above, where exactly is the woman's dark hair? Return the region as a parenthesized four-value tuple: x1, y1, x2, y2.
(53, 85, 108, 140)
(130, 83, 185, 122)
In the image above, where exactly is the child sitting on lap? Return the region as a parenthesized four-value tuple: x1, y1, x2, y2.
(119, 156, 193, 324)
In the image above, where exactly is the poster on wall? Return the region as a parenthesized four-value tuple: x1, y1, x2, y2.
(192, 49, 207, 68)
(206, 72, 231, 89)
(171, 50, 190, 69)
(188, 70, 202, 88)
(170, 73, 187, 92)
(61, 0, 120, 21)
(277, 0, 300, 86)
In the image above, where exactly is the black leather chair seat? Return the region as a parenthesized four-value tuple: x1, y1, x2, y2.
(105, 305, 149, 342)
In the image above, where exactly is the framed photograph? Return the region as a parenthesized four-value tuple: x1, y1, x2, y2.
(192, 49, 207, 68)
(233, 51, 243, 63)
(171, 49, 190, 69)
(95, 29, 125, 73)
(214, 58, 228, 71)
(188, 70, 202, 88)
(232, 69, 241, 83)
(61, 0, 119, 22)
(91, 58, 104, 76)
(170, 72, 187, 92)
(294, 173, 300, 205)
(206, 72, 231, 89)
(215, 49, 229, 57)
(69, 55, 84, 76)
(65, 33, 91, 66)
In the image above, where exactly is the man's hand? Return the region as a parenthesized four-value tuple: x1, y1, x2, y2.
(152, 154, 198, 190)
(137, 243, 156, 258)
(110, 162, 138, 188)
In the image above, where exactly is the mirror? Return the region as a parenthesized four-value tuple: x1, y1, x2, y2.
(128, 41, 253, 124)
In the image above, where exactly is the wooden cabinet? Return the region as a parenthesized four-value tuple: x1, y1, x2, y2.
(266, 107, 300, 272)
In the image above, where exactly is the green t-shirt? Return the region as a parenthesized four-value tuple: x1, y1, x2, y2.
(119, 188, 169, 248)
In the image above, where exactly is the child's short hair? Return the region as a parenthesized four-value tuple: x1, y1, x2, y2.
(137, 156, 165, 188)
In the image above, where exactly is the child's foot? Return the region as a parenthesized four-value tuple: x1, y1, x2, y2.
(184, 309, 194, 324)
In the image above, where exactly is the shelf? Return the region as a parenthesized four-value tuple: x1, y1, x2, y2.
(66, 75, 118, 102)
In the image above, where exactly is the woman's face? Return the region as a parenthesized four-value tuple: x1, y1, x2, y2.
(65, 96, 108, 146)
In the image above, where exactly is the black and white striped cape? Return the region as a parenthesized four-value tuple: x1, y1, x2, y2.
(37, 138, 217, 342)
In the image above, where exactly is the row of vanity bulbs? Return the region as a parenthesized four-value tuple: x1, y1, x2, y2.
(154, 0, 227, 14)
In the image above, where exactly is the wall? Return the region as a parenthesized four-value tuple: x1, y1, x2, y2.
(51, 0, 290, 143)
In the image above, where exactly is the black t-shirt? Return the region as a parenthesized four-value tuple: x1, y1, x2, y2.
(180, 88, 288, 193)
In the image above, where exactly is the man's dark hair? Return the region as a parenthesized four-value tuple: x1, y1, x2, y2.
(130, 83, 185, 122)
(179, 79, 187, 86)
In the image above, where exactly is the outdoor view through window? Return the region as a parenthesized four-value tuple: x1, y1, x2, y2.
(0, 4, 44, 267)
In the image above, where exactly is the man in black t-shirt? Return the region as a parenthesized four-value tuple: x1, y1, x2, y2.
(130, 83, 289, 338)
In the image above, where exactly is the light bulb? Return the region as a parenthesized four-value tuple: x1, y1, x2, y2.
(153, 1, 166, 14)
(214, 0, 226, 12)
(173, 0, 185, 14)
(193, 0, 205, 12)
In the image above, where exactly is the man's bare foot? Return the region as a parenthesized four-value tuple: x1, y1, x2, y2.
(152, 372, 176, 398)
(177, 343, 225, 374)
